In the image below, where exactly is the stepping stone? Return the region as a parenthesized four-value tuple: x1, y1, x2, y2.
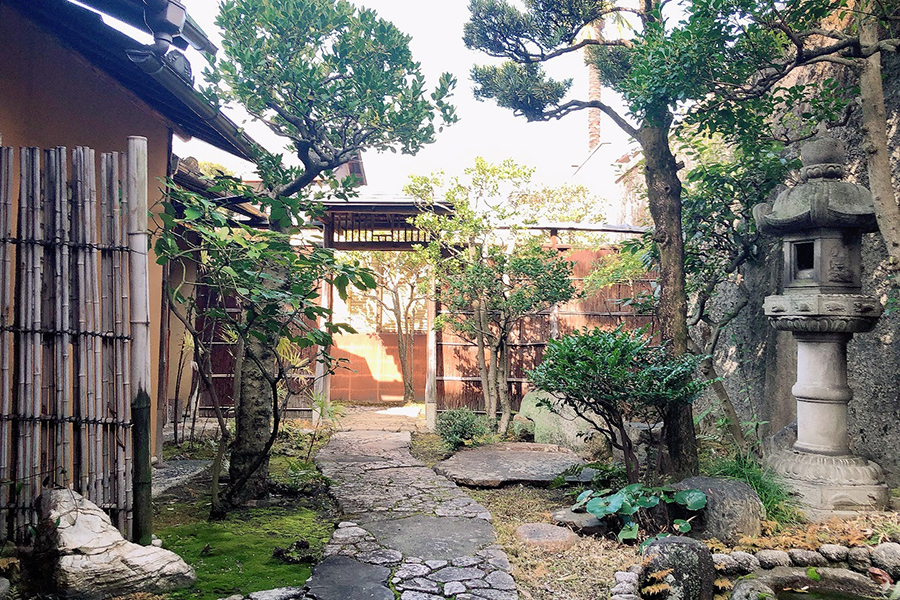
(304, 555, 393, 600)
(434, 443, 593, 487)
(514, 523, 579, 551)
(551, 507, 607, 536)
(363, 515, 495, 561)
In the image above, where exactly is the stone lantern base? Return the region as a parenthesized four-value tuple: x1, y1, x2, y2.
(767, 450, 889, 521)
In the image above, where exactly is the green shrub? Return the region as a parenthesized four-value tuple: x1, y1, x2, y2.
(528, 325, 709, 483)
(436, 408, 491, 450)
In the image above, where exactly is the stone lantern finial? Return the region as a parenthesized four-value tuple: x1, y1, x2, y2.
(753, 134, 888, 521)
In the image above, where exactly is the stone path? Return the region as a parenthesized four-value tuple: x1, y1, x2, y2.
(338, 405, 428, 433)
(299, 431, 518, 600)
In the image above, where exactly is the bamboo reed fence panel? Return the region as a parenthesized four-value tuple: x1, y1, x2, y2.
(0, 138, 141, 543)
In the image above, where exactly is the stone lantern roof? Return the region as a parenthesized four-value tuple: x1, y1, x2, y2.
(753, 137, 878, 235)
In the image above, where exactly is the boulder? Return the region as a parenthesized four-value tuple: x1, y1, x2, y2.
(872, 542, 900, 580)
(787, 549, 828, 567)
(756, 549, 791, 569)
(37, 489, 195, 599)
(672, 476, 764, 545)
(847, 546, 872, 572)
(640, 536, 715, 600)
(518, 391, 599, 452)
(514, 523, 578, 551)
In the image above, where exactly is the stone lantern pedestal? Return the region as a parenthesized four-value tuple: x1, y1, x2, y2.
(753, 136, 889, 520)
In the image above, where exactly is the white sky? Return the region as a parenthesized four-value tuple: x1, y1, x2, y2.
(172, 1, 638, 205)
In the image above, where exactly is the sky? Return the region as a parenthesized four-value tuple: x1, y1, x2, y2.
(171, 1, 638, 205)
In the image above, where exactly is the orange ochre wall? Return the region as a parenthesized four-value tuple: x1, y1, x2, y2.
(0, 4, 172, 456)
(331, 333, 427, 404)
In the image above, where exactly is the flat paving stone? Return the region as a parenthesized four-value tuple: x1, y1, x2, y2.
(434, 443, 593, 487)
(363, 515, 495, 561)
(304, 556, 393, 600)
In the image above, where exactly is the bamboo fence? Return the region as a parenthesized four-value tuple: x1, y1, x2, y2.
(0, 136, 145, 543)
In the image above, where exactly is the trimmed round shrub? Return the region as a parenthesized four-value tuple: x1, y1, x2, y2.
(435, 407, 491, 451)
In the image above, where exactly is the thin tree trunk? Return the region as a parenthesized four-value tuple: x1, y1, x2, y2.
(391, 288, 415, 404)
(496, 339, 512, 435)
(474, 299, 494, 420)
(639, 112, 698, 479)
(487, 334, 500, 427)
(859, 12, 900, 266)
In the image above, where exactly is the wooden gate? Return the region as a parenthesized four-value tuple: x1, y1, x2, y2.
(436, 248, 657, 413)
(0, 138, 144, 542)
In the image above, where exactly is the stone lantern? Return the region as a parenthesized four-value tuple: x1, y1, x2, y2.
(753, 135, 888, 520)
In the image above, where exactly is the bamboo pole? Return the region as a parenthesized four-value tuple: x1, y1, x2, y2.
(120, 153, 133, 537)
(56, 147, 71, 489)
(126, 137, 151, 545)
(0, 143, 12, 536)
(19, 147, 41, 534)
(44, 148, 65, 486)
(110, 152, 128, 531)
(72, 148, 89, 495)
(87, 149, 104, 505)
(101, 153, 115, 509)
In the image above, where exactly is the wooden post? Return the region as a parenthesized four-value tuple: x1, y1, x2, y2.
(126, 137, 152, 545)
(0, 142, 12, 538)
(312, 220, 334, 423)
(425, 272, 437, 431)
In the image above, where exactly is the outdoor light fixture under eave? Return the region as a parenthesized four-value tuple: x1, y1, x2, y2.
(752, 135, 888, 520)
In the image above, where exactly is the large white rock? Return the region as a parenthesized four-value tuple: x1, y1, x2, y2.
(39, 489, 195, 599)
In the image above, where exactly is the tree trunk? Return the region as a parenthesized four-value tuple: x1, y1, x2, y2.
(487, 335, 500, 427)
(391, 287, 416, 404)
(496, 339, 512, 435)
(228, 334, 274, 505)
(859, 12, 900, 266)
(639, 111, 699, 479)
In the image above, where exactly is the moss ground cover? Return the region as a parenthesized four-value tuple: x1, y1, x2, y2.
(159, 506, 333, 600)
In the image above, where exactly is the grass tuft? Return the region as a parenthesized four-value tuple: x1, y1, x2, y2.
(705, 453, 803, 526)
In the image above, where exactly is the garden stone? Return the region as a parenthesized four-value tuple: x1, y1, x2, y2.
(518, 391, 599, 452)
(452, 556, 483, 567)
(396, 563, 432, 579)
(729, 551, 760, 574)
(671, 476, 764, 545)
(363, 516, 495, 561)
(872, 542, 900, 579)
(514, 523, 578, 551)
(787, 549, 828, 567)
(819, 544, 849, 562)
(400, 593, 443, 600)
(37, 489, 195, 599)
(464, 579, 490, 588)
(426, 560, 448, 570)
(434, 443, 592, 487)
(248, 588, 306, 600)
(304, 556, 393, 600)
(467, 590, 517, 600)
(0, 577, 8, 600)
(730, 578, 776, 600)
(485, 571, 516, 590)
(399, 578, 442, 594)
(428, 567, 487, 583)
(641, 536, 715, 600)
(551, 507, 607, 536)
(712, 553, 739, 576)
(611, 595, 641, 600)
(444, 581, 466, 596)
(755, 549, 791, 569)
(847, 546, 871, 572)
(614, 571, 639, 585)
(611, 583, 637, 595)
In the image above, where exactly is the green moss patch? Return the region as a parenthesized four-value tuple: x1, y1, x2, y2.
(159, 506, 334, 600)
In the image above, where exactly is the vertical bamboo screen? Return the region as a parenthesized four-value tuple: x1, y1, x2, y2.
(0, 138, 142, 543)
